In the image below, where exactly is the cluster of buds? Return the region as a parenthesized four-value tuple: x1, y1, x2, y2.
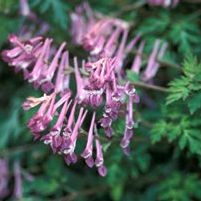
(147, 0, 179, 7)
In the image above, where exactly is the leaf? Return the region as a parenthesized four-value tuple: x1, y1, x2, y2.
(179, 129, 201, 155)
(151, 120, 167, 143)
(166, 77, 189, 104)
(0, 99, 22, 148)
(31, 0, 68, 29)
(166, 55, 201, 105)
(126, 70, 140, 83)
(0, 15, 20, 47)
(158, 173, 201, 201)
(110, 183, 124, 201)
(187, 93, 201, 114)
(31, 177, 60, 196)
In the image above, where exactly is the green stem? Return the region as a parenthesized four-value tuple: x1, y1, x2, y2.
(132, 81, 169, 93)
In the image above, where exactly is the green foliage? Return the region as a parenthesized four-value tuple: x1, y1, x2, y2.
(0, 15, 20, 47)
(0, 99, 22, 148)
(158, 173, 201, 201)
(30, 0, 68, 29)
(151, 56, 201, 156)
(167, 55, 201, 113)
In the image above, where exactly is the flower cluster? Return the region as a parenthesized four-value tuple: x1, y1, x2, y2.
(147, 0, 180, 7)
(2, 35, 68, 93)
(2, 2, 168, 177)
(2, 33, 140, 176)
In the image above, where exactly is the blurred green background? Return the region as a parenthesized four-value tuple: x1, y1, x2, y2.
(1, 0, 201, 200)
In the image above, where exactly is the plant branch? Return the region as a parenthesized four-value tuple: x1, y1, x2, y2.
(52, 186, 108, 201)
(0, 144, 40, 157)
(113, 0, 147, 17)
(132, 81, 169, 93)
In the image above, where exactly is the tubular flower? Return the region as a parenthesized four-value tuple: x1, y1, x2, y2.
(147, 0, 180, 7)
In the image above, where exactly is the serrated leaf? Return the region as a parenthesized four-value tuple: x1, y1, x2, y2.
(187, 93, 201, 114)
(151, 120, 167, 143)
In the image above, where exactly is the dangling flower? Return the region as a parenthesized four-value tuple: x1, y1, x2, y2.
(120, 97, 135, 155)
(81, 112, 96, 168)
(95, 136, 107, 177)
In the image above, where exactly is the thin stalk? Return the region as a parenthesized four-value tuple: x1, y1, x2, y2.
(132, 81, 169, 93)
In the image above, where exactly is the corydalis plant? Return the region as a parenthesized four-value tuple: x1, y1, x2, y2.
(2, 34, 139, 176)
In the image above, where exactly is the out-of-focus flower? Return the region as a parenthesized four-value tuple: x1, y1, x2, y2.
(70, 3, 168, 80)
(20, 0, 31, 17)
(19, 0, 49, 40)
(0, 158, 9, 199)
(70, 2, 133, 71)
(70, 2, 95, 45)
(130, 39, 168, 82)
(14, 161, 22, 200)
(147, 0, 180, 7)
(142, 40, 168, 82)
